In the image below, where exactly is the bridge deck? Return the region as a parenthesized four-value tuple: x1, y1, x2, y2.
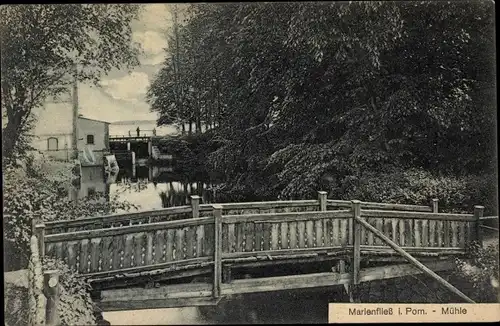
(36, 193, 486, 310)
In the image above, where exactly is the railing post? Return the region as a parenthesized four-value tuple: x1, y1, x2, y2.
(318, 191, 327, 211)
(474, 205, 485, 247)
(35, 224, 46, 259)
(351, 200, 361, 303)
(43, 270, 60, 326)
(191, 195, 201, 219)
(212, 204, 223, 298)
(432, 198, 439, 213)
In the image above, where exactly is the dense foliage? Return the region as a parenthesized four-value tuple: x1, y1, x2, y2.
(43, 257, 97, 325)
(3, 154, 138, 271)
(1, 4, 141, 164)
(148, 1, 496, 203)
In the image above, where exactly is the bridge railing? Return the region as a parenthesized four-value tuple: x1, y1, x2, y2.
(44, 217, 215, 277)
(44, 192, 436, 235)
(39, 193, 483, 284)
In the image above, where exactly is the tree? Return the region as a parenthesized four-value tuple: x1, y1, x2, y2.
(1, 4, 141, 164)
(149, 2, 495, 201)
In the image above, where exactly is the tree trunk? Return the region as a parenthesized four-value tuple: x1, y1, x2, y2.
(2, 112, 23, 165)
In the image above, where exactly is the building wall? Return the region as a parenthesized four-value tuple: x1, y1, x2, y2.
(32, 134, 72, 161)
(77, 118, 109, 152)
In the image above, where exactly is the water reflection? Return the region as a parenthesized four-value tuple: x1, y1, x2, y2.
(76, 165, 217, 212)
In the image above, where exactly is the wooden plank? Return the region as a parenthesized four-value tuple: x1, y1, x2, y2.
(235, 223, 244, 252)
(414, 220, 421, 247)
(297, 221, 306, 248)
(221, 223, 229, 254)
(46, 206, 194, 230)
(429, 220, 436, 247)
(328, 200, 433, 212)
(186, 226, 196, 259)
(361, 210, 474, 221)
(352, 201, 361, 287)
(254, 223, 263, 251)
(135, 233, 146, 267)
(323, 219, 331, 247)
(347, 218, 353, 245)
(154, 230, 165, 264)
(459, 222, 466, 248)
(366, 218, 374, 246)
(204, 224, 214, 257)
(315, 219, 323, 247)
(220, 260, 454, 296)
(90, 238, 101, 272)
(221, 246, 345, 260)
(263, 223, 272, 251)
(55, 242, 64, 261)
(375, 218, 383, 246)
(45, 217, 214, 243)
(146, 232, 154, 265)
(112, 236, 124, 270)
(289, 222, 297, 249)
(166, 229, 175, 262)
(399, 219, 405, 247)
(271, 223, 280, 250)
(280, 222, 289, 249)
(306, 220, 314, 248)
(451, 221, 458, 247)
(422, 220, 429, 247)
(196, 225, 205, 257)
(341, 219, 348, 246)
(391, 218, 398, 243)
(355, 216, 475, 303)
(245, 222, 254, 252)
(227, 223, 235, 253)
(213, 205, 223, 298)
(223, 210, 352, 224)
(79, 239, 90, 274)
(383, 218, 391, 245)
(98, 297, 221, 311)
(67, 241, 78, 272)
(83, 257, 213, 279)
(437, 221, 444, 247)
(444, 221, 451, 247)
(175, 228, 185, 261)
(123, 235, 134, 268)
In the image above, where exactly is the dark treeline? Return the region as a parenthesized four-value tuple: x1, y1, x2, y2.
(147, 2, 496, 211)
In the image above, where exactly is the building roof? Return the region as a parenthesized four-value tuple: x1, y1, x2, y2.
(78, 116, 111, 125)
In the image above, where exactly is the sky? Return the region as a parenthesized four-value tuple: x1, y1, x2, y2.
(78, 4, 176, 123)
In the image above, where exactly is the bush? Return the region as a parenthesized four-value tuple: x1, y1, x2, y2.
(340, 168, 497, 214)
(3, 158, 139, 270)
(43, 257, 97, 325)
(453, 242, 499, 303)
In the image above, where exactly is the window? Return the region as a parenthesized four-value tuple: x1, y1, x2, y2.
(87, 134, 94, 145)
(47, 137, 58, 151)
(87, 187, 96, 197)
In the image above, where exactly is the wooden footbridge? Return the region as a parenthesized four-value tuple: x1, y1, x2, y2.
(34, 192, 493, 311)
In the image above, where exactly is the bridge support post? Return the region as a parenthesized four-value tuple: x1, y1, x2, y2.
(318, 191, 327, 211)
(474, 205, 485, 247)
(43, 270, 60, 326)
(350, 200, 361, 303)
(35, 224, 46, 259)
(213, 205, 223, 298)
(191, 196, 201, 219)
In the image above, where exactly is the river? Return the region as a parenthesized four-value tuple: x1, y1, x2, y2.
(79, 165, 345, 324)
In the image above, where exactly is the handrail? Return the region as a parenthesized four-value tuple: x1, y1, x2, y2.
(45, 206, 192, 229)
(360, 209, 475, 221)
(327, 199, 432, 212)
(45, 216, 214, 242)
